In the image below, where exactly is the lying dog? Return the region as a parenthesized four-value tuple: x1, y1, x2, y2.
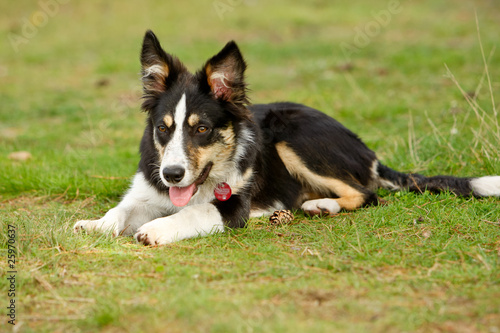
(74, 30, 500, 245)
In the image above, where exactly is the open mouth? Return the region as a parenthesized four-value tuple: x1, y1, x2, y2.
(169, 162, 213, 207)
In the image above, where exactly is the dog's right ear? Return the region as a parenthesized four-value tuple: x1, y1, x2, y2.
(140, 30, 186, 107)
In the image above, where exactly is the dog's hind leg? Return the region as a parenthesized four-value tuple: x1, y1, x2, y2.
(275, 142, 378, 216)
(301, 199, 343, 216)
(300, 182, 376, 216)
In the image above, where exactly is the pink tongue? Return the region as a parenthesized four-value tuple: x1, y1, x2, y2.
(169, 184, 196, 207)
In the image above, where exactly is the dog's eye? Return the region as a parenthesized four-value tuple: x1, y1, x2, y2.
(197, 126, 209, 134)
(158, 125, 167, 133)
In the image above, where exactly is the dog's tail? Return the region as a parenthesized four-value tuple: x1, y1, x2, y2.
(374, 162, 500, 197)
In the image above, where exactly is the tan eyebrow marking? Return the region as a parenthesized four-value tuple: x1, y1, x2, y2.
(188, 114, 200, 127)
(163, 115, 173, 127)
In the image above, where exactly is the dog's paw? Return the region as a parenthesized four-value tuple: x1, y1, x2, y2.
(73, 218, 119, 237)
(134, 230, 157, 246)
(134, 204, 225, 246)
(301, 199, 341, 216)
(134, 218, 179, 246)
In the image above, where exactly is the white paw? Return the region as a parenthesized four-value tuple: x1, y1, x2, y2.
(73, 207, 128, 236)
(73, 206, 134, 236)
(134, 217, 181, 246)
(134, 204, 225, 246)
(73, 218, 120, 236)
(301, 199, 341, 216)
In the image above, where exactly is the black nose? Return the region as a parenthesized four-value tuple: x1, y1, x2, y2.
(163, 166, 185, 183)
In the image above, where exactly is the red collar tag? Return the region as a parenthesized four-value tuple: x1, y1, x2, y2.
(214, 182, 232, 201)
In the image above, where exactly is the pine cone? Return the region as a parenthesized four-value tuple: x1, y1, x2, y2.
(269, 210, 294, 225)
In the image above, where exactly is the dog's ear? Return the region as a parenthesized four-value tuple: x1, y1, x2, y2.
(140, 30, 186, 99)
(203, 41, 248, 105)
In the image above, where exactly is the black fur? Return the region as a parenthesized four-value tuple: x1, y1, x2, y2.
(376, 164, 474, 196)
(214, 194, 251, 229)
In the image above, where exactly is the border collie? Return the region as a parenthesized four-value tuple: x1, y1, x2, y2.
(74, 30, 500, 245)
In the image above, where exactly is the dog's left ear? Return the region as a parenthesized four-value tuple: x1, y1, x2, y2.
(203, 41, 248, 105)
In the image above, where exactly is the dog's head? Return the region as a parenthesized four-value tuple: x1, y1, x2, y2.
(139, 30, 253, 207)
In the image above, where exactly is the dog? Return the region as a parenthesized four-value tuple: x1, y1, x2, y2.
(74, 30, 500, 245)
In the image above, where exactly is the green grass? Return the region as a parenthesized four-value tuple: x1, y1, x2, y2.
(1, 0, 500, 332)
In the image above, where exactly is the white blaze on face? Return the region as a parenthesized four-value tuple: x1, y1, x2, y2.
(160, 93, 191, 186)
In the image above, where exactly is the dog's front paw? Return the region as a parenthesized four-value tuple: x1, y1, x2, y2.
(134, 230, 157, 246)
(134, 218, 178, 246)
(73, 207, 131, 236)
(134, 204, 225, 246)
(73, 218, 119, 237)
(74, 219, 94, 233)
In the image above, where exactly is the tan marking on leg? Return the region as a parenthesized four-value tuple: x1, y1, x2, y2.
(335, 196, 365, 211)
(296, 192, 323, 206)
(275, 142, 365, 211)
(188, 114, 200, 127)
(163, 114, 173, 128)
